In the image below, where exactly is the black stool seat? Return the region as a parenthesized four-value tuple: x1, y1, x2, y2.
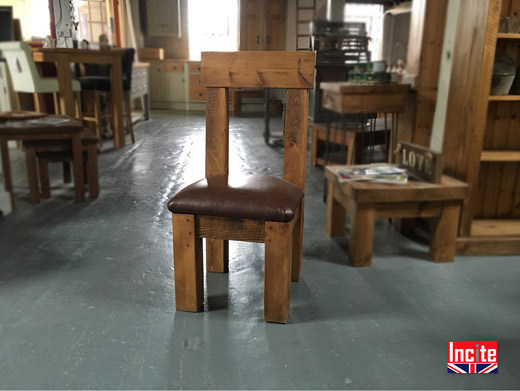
(77, 76, 111, 91)
(168, 174, 303, 223)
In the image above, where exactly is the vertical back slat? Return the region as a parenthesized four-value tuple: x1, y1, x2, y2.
(205, 87, 229, 177)
(283, 89, 309, 191)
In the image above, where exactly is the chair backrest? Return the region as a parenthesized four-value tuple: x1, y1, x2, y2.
(0, 41, 43, 93)
(201, 51, 315, 191)
(122, 48, 135, 91)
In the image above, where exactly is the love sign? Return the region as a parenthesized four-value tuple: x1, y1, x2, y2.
(397, 141, 443, 183)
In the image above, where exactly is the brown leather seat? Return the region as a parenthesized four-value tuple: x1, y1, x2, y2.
(168, 175, 303, 222)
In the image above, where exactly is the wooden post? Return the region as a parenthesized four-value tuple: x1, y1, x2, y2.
(429, 0, 460, 152)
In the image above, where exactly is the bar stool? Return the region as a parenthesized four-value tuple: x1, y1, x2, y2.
(77, 49, 135, 147)
(0, 42, 82, 117)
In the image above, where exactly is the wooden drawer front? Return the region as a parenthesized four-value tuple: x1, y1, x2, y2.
(189, 75, 206, 100)
(164, 63, 184, 72)
(189, 63, 201, 73)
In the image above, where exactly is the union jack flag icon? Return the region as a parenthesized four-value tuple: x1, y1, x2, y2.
(447, 363, 498, 374)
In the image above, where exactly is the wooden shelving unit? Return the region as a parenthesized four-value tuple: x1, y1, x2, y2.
(455, 0, 520, 255)
(480, 150, 520, 161)
(497, 32, 520, 39)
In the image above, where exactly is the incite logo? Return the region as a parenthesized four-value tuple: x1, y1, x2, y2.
(447, 341, 498, 374)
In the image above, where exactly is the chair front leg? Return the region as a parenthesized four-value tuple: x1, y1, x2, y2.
(172, 214, 204, 312)
(265, 221, 293, 324)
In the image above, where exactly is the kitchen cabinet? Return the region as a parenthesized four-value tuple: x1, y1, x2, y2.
(146, 0, 180, 37)
(239, 0, 286, 51)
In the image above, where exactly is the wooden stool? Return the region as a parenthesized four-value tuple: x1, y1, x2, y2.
(324, 165, 468, 267)
(23, 129, 99, 199)
(233, 88, 264, 116)
(310, 120, 390, 167)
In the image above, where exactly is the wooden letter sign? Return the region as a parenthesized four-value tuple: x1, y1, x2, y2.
(397, 141, 443, 183)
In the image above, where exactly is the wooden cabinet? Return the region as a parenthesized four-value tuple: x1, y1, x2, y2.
(239, 0, 286, 51)
(150, 61, 186, 106)
(435, 0, 520, 255)
(146, 0, 180, 37)
(149, 62, 165, 102)
(189, 75, 206, 101)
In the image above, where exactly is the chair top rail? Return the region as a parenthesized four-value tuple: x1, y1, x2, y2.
(201, 51, 315, 89)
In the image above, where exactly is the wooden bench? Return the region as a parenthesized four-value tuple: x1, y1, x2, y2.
(325, 165, 468, 267)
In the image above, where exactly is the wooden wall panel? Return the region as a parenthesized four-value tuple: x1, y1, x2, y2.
(443, 0, 493, 179)
(452, 0, 501, 234)
(415, 0, 448, 89)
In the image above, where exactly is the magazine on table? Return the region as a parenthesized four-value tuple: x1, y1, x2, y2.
(337, 164, 408, 184)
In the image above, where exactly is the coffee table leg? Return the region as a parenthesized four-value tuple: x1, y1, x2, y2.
(349, 204, 375, 267)
(430, 201, 459, 263)
(326, 181, 346, 237)
(71, 134, 85, 203)
(24, 145, 40, 203)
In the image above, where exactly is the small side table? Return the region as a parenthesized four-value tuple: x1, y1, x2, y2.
(325, 165, 468, 267)
(0, 114, 85, 204)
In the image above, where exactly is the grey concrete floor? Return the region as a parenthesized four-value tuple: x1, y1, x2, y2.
(0, 111, 519, 390)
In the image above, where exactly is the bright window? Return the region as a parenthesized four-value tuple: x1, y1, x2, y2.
(0, 0, 50, 39)
(77, 0, 108, 43)
(188, 0, 238, 61)
(344, 4, 384, 60)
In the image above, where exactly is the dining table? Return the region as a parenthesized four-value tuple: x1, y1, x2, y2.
(31, 47, 128, 148)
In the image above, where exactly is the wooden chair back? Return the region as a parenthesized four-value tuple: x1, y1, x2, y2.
(201, 51, 315, 191)
(0, 42, 44, 93)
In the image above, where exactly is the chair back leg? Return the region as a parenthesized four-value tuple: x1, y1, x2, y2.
(37, 157, 51, 199)
(124, 91, 135, 143)
(86, 145, 99, 198)
(206, 239, 229, 273)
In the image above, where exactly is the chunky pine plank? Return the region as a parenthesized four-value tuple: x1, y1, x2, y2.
(265, 221, 293, 324)
(283, 89, 308, 191)
(201, 51, 315, 89)
(172, 214, 204, 312)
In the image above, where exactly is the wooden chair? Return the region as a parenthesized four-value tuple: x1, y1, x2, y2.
(167, 51, 315, 323)
(78, 49, 135, 147)
(0, 42, 82, 118)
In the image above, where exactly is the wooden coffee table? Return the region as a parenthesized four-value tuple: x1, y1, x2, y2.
(0, 115, 85, 204)
(325, 165, 468, 266)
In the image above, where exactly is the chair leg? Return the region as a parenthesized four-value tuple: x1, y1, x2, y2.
(62, 162, 72, 183)
(74, 91, 83, 121)
(291, 198, 304, 282)
(125, 91, 135, 143)
(33, 93, 45, 113)
(53, 93, 61, 115)
(24, 145, 40, 203)
(206, 239, 229, 273)
(172, 214, 204, 312)
(93, 91, 103, 148)
(264, 221, 293, 324)
(346, 132, 356, 165)
(87, 145, 99, 198)
(38, 157, 51, 199)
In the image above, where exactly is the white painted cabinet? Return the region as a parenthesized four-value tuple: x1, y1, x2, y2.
(150, 61, 189, 110)
(146, 0, 180, 37)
